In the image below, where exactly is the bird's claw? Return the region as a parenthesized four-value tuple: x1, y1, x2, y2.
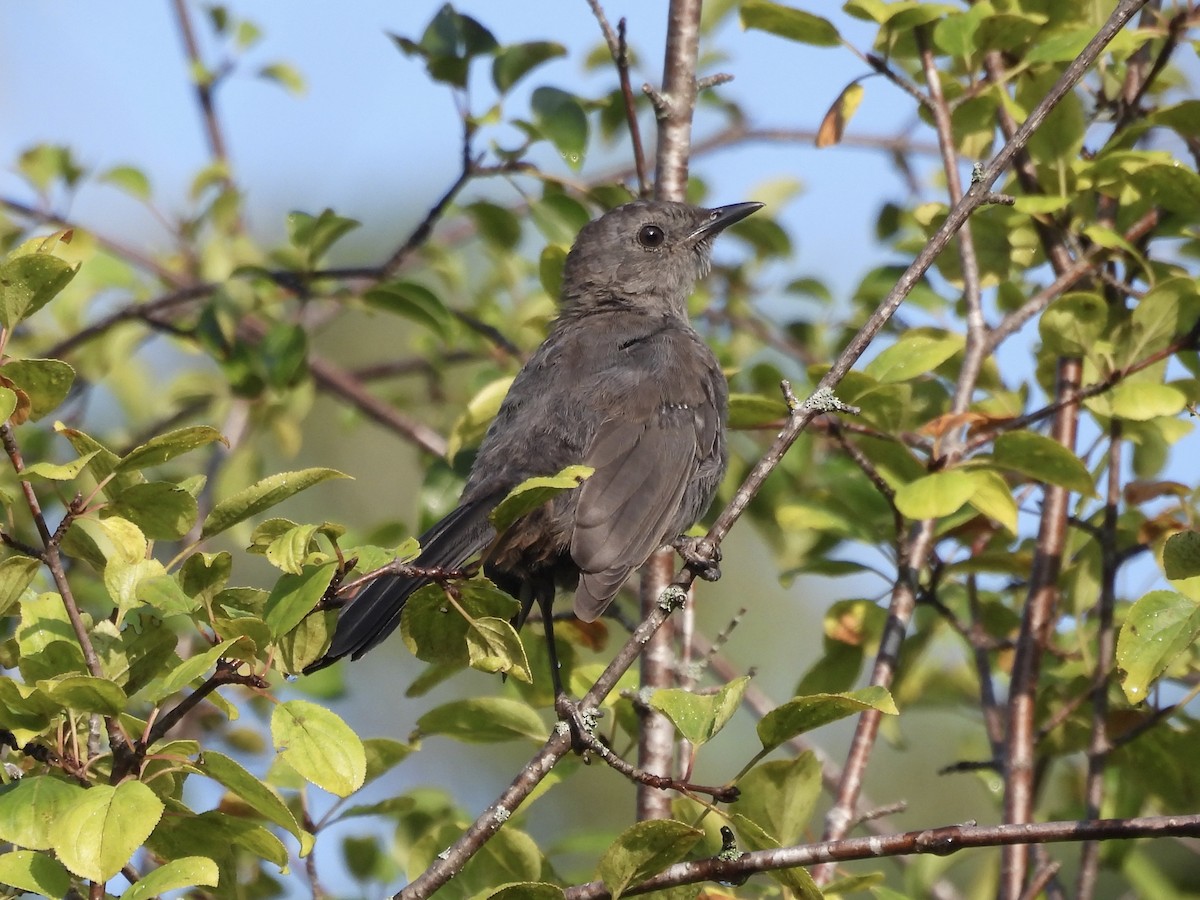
(673, 535, 722, 581)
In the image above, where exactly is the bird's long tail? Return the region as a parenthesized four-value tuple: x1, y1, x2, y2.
(304, 496, 497, 673)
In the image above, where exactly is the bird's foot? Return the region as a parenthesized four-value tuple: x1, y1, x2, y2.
(554, 693, 603, 756)
(673, 535, 722, 582)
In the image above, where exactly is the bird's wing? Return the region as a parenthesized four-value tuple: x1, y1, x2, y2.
(569, 405, 698, 622)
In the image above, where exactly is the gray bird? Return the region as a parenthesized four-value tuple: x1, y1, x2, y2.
(305, 199, 762, 694)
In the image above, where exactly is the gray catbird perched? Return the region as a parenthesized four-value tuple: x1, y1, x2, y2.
(306, 199, 762, 689)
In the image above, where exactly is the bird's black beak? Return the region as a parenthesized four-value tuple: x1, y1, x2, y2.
(690, 201, 764, 240)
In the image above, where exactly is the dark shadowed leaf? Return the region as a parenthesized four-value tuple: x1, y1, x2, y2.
(364, 280, 455, 340)
(1164, 531, 1200, 580)
(493, 41, 566, 93)
(532, 87, 589, 170)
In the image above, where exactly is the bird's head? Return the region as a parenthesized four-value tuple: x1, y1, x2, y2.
(559, 199, 762, 318)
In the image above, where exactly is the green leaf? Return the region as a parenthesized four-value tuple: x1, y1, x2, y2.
(265, 523, 320, 574)
(0, 386, 15, 423)
(893, 470, 976, 521)
(447, 376, 514, 462)
(493, 41, 566, 93)
(758, 687, 897, 752)
(363, 280, 454, 340)
(100, 164, 152, 200)
(650, 676, 749, 746)
(200, 467, 350, 539)
(123, 856, 220, 900)
(864, 333, 963, 384)
(0, 555, 41, 616)
(20, 450, 101, 482)
(1117, 590, 1200, 703)
(286, 209, 360, 267)
(531, 87, 589, 171)
(0, 850, 71, 898)
(490, 465, 593, 533)
(539, 244, 567, 299)
(362, 737, 414, 785)
(401, 579, 519, 666)
(734, 753, 822, 848)
(467, 201, 523, 250)
(1164, 532, 1200, 580)
(992, 431, 1095, 494)
(149, 637, 243, 702)
(1, 359, 75, 421)
(258, 62, 306, 95)
(0, 776, 84, 849)
(414, 696, 546, 743)
(37, 675, 126, 716)
(264, 562, 337, 640)
(728, 393, 788, 429)
(115, 425, 226, 473)
(1093, 382, 1188, 422)
(51, 781, 164, 881)
(272, 699, 366, 797)
(1039, 292, 1108, 356)
(55, 422, 140, 499)
(965, 468, 1018, 534)
(740, 0, 840, 46)
(105, 482, 200, 540)
(487, 884, 565, 900)
(389, 5, 497, 87)
(466, 617, 533, 682)
(0, 251, 78, 329)
(597, 819, 704, 900)
(198, 750, 312, 855)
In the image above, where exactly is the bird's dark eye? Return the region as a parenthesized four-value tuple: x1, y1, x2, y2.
(637, 224, 666, 248)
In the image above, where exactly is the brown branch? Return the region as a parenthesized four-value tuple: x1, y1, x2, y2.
(570, 720, 737, 803)
(234, 316, 447, 456)
(145, 659, 266, 747)
(171, 0, 233, 177)
(1001, 358, 1082, 898)
(916, 27, 985, 416)
(562, 814, 1200, 899)
(0, 424, 132, 771)
(0, 197, 186, 288)
(1076, 423, 1122, 899)
(652, 0, 703, 202)
(637, 550, 679, 821)
(586, 1, 649, 197)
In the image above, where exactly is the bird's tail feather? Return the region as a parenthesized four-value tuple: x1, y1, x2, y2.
(304, 496, 497, 672)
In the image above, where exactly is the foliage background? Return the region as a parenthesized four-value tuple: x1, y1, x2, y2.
(0, 1, 1198, 899)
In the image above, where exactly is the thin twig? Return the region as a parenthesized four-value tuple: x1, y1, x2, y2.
(562, 814, 1200, 899)
(1001, 358, 1082, 899)
(1076, 423, 1122, 899)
